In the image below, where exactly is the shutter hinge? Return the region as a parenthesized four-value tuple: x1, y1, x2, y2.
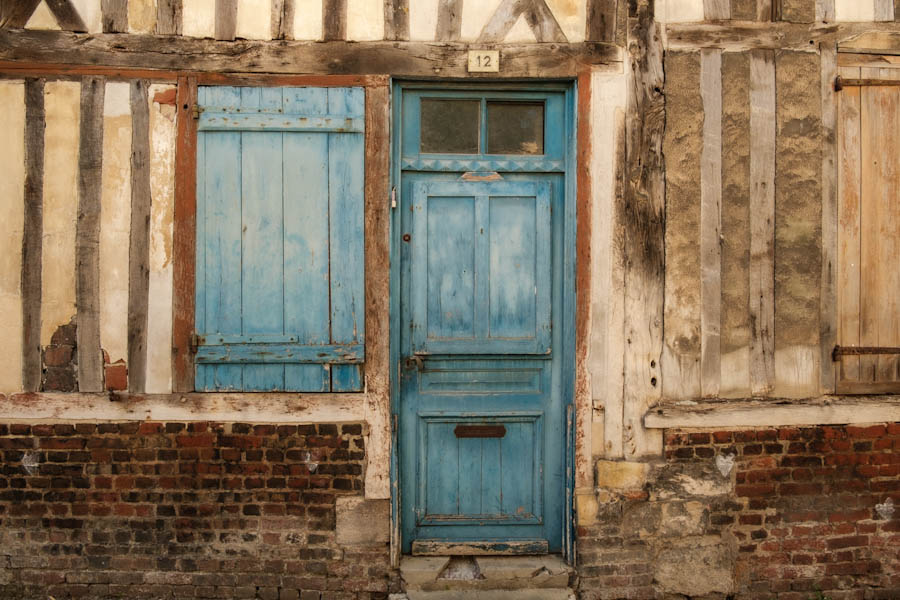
(391, 187, 397, 209)
(190, 333, 200, 354)
(391, 413, 398, 434)
(191, 104, 201, 120)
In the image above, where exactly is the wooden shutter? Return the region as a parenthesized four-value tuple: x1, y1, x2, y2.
(836, 73, 900, 393)
(195, 86, 364, 392)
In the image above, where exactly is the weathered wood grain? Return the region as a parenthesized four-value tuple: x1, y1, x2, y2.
(575, 69, 592, 482)
(731, 0, 757, 20)
(705, 0, 732, 19)
(172, 76, 197, 392)
(479, 0, 566, 43)
(817, 0, 834, 22)
(749, 49, 775, 396)
(102, 0, 128, 32)
(876, 0, 895, 21)
(128, 80, 151, 393)
(384, 0, 409, 40)
(666, 21, 851, 50)
(436, 0, 462, 41)
(76, 77, 105, 392)
(45, 0, 88, 31)
(156, 0, 181, 34)
(587, 0, 616, 42)
(819, 44, 837, 393)
(0, 0, 43, 28)
(0, 30, 620, 77)
(271, 0, 294, 39)
(323, 0, 347, 41)
(700, 49, 723, 399)
(215, 0, 237, 40)
(22, 79, 44, 393)
(779, 0, 815, 22)
(623, 0, 663, 455)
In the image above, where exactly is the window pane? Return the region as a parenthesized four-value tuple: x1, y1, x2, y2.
(487, 102, 544, 155)
(420, 99, 480, 154)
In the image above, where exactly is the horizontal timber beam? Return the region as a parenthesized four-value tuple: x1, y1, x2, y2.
(0, 30, 621, 78)
(644, 396, 900, 429)
(665, 22, 900, 51)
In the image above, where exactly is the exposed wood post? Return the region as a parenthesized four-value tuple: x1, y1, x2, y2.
(700, 49, 723, 398)
(749, 49, 776, 396)
(875, 0, 895, 21)
(102, 0, 128, 32)
(76, 76, 105, 392)
(45, 0, 88, 31)
(323, 0, 347, 41)
(22, 78, 44, 393)
(622, 0, 663, 457)
(128, 80, 151, 392)
(172, 75, 197, 392)
(1, 0, 42, 28)
(215, 0, 238, 41)
(705, 0, 732, 20)
(587, 0, 617, 42)
(758, 0, 773, 21)
(820, 44, 838, 394)
(816, 0, 835, 22)
(271, 0, 295, 40)
(384, 0, 409, 41)
(436, 0, 463, 41)
(156, 0, 182, 35)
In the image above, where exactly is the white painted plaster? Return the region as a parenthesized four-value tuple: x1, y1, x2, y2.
(293, 0, 323, 40)
(0, 82, 26, 394)
(146, 85, 177, 394)
(835, 0, 876, 21)
(409, 0, 438, 41)
(461, 0, 503, 40)
(347, 0, 384, 41)
(41, 81, 81, 347)
(237, 0, 273, 39)
(71, 0, 103, 32)
(774, 345, 820, 398)
(25, 1, 61, 30)
(100, 82, 132, 366)
(183, 0, 217, 38)
(505, 14, 537, 43)
(720, 347, 751, 398)
(546, 0, 584, 43)
(129, 0, 158, 33)
(656, 0, 705, 23)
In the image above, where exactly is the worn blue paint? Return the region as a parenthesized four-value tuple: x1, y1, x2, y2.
(195, 86, 365, 392)
(395, 86, 574, 554)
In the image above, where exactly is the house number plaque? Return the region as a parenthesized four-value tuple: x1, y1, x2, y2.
(468, 50, 500, 73)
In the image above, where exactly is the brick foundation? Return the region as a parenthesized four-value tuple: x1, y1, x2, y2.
(0, 421, 393, 600)
(577, 423, 900, 600)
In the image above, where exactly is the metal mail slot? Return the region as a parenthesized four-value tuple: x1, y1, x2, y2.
(454, 424, 507, 438)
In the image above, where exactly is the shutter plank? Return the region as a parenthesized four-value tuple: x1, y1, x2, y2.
(283, 87, 332, 391)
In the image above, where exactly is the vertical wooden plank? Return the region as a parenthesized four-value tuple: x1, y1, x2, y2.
(435, 0, 462, 40)
(0, 81, 26, 393)
(623, 0, 663, 456)
(271, 0, 295, 38)
(749, 49, 775, 396)
(819, 45, 838, 393)
(22, 79, 44, 393)
(587, 0, 616, 41)
(76, 76, 105, 392)
(500, 422, 532, 516)
(384, 0, 409, 40)
(102, 0, 129, 31)
(215, 0, 238, 39)
(458, 438, 482, 515)
(426, 425, 459, 515)
(156, 0, 182, 34)
(721, 51, 752, 398)
(172, 76, 197, 392)
(480, 437, 501, 516)
(700, 49, 723, 398)
(146, 83, 176, 393)
(817, 0, 835, 21)
(757, 0, 773, 20)
(705, 0, 732, 19)
(128, 80, 151, 392)
(875, 0, 894, 20)
(575, 69, 592, 482)
(837, 66, 861, 383)
(328, 87, 364, 390)
(323, 0, 346, 40)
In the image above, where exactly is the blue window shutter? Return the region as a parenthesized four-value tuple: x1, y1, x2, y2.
(195, 86, 365, 392)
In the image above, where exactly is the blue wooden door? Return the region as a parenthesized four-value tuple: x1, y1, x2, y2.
(397, 88, 572, 554)
(195, 86, 364, 392)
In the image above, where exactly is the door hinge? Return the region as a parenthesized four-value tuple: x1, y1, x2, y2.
(189, 333, 200, 354)
(391, 187, 397, 209)
(191, 104, 201, 120)
(391, 413, 398, 434)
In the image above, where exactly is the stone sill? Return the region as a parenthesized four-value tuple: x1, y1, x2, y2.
(644, 395, 900, 429)
(0, 391, 367, 423)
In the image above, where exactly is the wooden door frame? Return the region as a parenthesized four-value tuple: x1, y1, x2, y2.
(388, 79, 580, 565)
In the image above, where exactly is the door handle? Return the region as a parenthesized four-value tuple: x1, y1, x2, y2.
(404, 355, 424, 371)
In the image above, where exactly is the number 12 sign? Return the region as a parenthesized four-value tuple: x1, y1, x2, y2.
(467, 50, 500, 73)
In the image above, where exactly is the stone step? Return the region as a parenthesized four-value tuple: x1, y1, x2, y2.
(400, 555, 573, 594)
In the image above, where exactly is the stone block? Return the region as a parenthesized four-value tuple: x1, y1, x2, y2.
(654, 536, 736, 597)
(335, 496, 390, 545)
(576, 492, 598, 525)
(595, 460, 649, 490)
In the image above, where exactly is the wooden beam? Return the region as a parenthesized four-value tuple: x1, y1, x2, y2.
(820, 44, 838, 394)
(215, 0, 237, 41)
(436, 0, 463, 41)
(478, 0, 566, 43)
(22, 78, 44, 393)
(816, 0, 834, 22)
(705, 0, 732, 20)
(700, 49, 722, 399)
(384, 0, 409, 41)
(749, 49, 776, 396)
(172, 76, 197, 392)
(75, 76, 105, 392)
(102, 0, 128, 33)
(156, 0, 182, 35)
(644, 396, 900, 428)
(271, 0, 295, 40)
(323, 0, 347, 41)
(0, 0, 43, 29)
(876, 0, 895, 21)
(587, 0, 617, 42)
(45, 0, 88, 32)
(0, 31, 620, 77)
(128, 80, 151, 393)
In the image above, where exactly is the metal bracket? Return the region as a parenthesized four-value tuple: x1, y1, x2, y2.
(190, 333, 200, 354)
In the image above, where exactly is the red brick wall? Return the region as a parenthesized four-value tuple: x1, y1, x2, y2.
(0, 421, 393, 600)
(577, 423, 899, 600)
